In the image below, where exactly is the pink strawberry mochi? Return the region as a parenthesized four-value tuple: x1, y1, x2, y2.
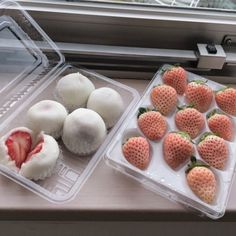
(20, 133, 59, 180)
(0, 127, 59, 180)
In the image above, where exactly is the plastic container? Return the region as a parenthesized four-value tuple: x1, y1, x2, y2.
(0, 0, 139, 203)
(105, 64, 236, 219)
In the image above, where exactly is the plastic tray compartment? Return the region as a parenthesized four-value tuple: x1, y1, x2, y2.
(105, 64, 236, 219)
(0, 64, 139, 203)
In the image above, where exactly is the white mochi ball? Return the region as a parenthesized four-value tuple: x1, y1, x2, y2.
(26, 100, 68, 139)
(55, 72, 95, 112)
(62, 108, 107, 155)
(87, 87, 124, 128)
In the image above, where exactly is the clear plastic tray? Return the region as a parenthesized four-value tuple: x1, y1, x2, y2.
(0, 65, 139, 202)
(105, 64, 236, 219)
(0, 1, 140, 202)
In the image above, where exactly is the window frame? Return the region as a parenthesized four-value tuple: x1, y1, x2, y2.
(16, 0, 236, 80)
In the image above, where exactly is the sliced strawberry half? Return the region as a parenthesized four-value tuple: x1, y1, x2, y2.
(5, 131, 32, 168)
(26, 138, 44, 162)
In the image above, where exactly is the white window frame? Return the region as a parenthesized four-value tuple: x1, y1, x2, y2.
(17, 0, 236, 81)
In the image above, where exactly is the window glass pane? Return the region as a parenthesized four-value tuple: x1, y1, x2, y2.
(30, 0, 236, 11)
(135, 0, 236, 10)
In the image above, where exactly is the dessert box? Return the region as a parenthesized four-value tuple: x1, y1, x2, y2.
(0, 0, 139, 202)
(105, 64, 236, 219)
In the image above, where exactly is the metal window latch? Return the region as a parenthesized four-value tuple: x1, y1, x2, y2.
(206, 44, 217, 54)
(197, 44, 226, 70)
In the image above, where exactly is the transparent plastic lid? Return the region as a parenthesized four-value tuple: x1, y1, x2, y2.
(0, 0, 64, 121)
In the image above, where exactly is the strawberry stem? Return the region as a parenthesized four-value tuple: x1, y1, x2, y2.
(160, 64, 180, 74)
(176, 106, 182, 111)
(191, 156, 197, 164)
(185, 156, 210, 174)
(137, 107, 148, 118)
(137, 107, 158, 118)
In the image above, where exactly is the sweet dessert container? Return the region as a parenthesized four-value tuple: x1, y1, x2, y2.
(0, 0, 139, 203)
(105, 64, 236, 219)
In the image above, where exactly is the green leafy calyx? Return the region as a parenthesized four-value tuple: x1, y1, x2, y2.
(173, 131, 191, 141)
(137, 107, 158, 118)
(206, 108, 224, 119)
(177, 104, 195, 111)
(198, 132, 216, 144)
(160, 64, 181, 74)
(185, 156, 210, 174)
(191, 79, 208, 85)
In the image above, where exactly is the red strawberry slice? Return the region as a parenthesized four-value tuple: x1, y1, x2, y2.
(26, 138, 44, 162)
(5, 131, 32, 168)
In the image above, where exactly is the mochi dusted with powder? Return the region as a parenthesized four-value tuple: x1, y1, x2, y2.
(0, 127, 59, 180)
(26, 100, 68, 139)
(62, 108, 107, 155)
(55, 72, 95, 112)
(87, 87, 124, 128)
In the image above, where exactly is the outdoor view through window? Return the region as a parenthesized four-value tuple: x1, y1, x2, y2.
(31, 0, 236, 11)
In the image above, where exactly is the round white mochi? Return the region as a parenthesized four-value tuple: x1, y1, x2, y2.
(0, 127, 33, 171)
(62, 108, 107, 155)
(26, 100, 68, 139)
(55, 72, 95, 112)
(20, 134, 60, 180)
(87, 87, 124, 128)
